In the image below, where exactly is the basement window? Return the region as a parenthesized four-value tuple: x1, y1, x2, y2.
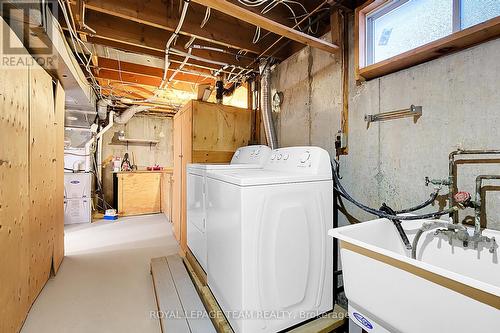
(357, 0, 500, 80)
(461, 0, 500, 29)
(366, 0, 453, 65)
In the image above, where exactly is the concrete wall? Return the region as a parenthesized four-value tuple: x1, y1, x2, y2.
(271, 20, 500, 230)
(101, 115, 173, 205)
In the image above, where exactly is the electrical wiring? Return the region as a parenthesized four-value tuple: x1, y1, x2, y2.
(167, 40, 194, 85)
(252, 26, 261, 44)
(200, 7, 211, 28)
(226, 0, 329, 85)
(158, 0, 190, 92)
(237, 0, 320, 34)
(58, 0, 103, 99)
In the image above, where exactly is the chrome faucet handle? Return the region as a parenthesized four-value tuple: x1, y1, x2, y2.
(425, 177, 451, 187)
(488, 237, 497, 253)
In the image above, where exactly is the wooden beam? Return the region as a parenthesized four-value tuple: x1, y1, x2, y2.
(100, 85, 146, 100)
(84, 11, 255, 68)
(83, 35, 245, 74)
(96, 73, 196, 94)
(331, 8, 349, 155)
(191, 0, 338, 53)
(96, 57, 213, 85)
(85, 0, 261, 54)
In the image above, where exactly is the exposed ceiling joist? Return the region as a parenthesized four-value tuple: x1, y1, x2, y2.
(191, 0, 338, 53)
(96, 72, 196, 94)
(85, 0, 261, 54)
(95, 57, 214, 85)
(84, 36, 223, 72)
(83, 11, 255, 69)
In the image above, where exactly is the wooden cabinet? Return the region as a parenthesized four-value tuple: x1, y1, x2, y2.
(116, 172, 163, 216)
(172, 100, 251, 252)
(161, 171, 174, 222)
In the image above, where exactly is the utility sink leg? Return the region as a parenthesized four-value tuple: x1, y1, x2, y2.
(349, 319, 363, 333)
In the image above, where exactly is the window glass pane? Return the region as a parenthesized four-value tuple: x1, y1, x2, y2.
(369, 0, 453, 64)
(461, 0, 500, 29)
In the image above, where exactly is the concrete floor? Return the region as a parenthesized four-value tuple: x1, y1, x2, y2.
(21, 214, 179, 333)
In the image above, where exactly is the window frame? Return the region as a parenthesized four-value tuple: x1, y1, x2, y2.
(355, 0, 500, 81)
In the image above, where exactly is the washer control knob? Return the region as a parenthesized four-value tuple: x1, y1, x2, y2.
(283, 154, 289, 160)
(234, 150, 240, 159)
(255, 149, 260, 155)
(271, 154, 276, 160)
(277, 154, 282, 160)
(300, 152, 310, 163)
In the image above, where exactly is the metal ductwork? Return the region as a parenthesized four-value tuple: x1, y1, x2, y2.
(97, 99, 112, 120)
(260, 64, 278, 149)
(114, 105, 151, 124)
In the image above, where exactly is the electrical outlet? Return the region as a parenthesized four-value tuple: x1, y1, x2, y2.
(335, 131, 347, 149)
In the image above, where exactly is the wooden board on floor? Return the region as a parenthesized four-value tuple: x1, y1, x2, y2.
(287, 305, 347, 333)
(186, 249, 207, 286)
(182, 256, 234, 333)
(166, 255, 216, 333)
(151, 256, 216, 333)
(151, 257, 191, 333)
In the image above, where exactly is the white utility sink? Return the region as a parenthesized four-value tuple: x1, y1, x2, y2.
(329, 218, 499, 333)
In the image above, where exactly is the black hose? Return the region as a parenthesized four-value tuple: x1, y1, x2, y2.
(380, 203, 412, 250)
(331, 162, 456, 221)
(395, 190, 439, 214)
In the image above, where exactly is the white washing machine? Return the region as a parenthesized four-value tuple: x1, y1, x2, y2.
(205, 147, 333, 333)
(187, 145, 271, 271)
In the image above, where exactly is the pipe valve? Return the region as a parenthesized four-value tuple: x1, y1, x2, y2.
(425, 177, 451, 188)
(454, 191, 471, 204)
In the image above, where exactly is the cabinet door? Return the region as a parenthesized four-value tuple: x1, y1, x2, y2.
(119, 173, 162, 216)
(172, 115, 183, 242)
(180, 109, 192, 253)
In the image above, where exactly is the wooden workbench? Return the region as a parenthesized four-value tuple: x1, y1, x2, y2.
(115, 169, 173, 217)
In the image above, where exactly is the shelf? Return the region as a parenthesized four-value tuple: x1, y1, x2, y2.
(110, 132, 159, 146)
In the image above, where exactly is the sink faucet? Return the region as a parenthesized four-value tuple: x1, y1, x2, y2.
(452, 188, 498, 252)
(412, 220, 497, 259)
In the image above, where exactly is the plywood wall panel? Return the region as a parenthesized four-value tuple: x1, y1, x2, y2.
(192, 101, 251, 161)
(172, 100, 251, 253)
(28, 63, 57, 302)
(52, 81, 65, 273)
(0, 17, 30, 332)
(0, 46, 31, 333)
(1, 18, 64, 332)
